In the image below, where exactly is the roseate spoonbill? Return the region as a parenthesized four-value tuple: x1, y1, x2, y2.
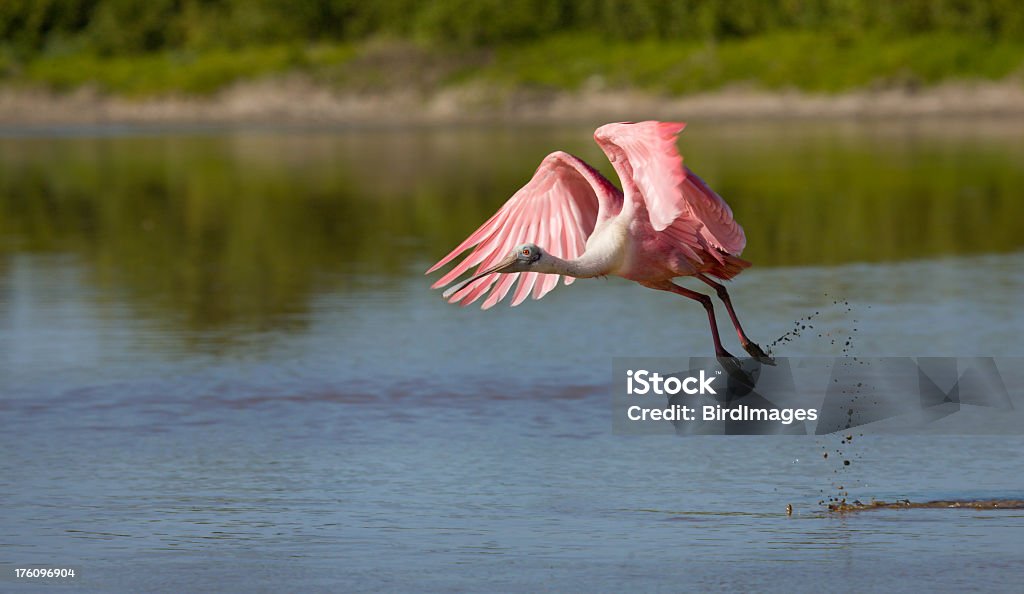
(426, 121, 773, 363)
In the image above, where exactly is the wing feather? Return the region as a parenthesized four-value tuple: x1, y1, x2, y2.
(428, 151, 618, 308)
(594, 121, 746, 255)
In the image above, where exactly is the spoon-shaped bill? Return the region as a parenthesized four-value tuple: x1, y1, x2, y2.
(441, 253, 518, 300)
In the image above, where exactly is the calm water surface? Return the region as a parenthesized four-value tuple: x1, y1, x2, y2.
(2, 121, 1024, 591)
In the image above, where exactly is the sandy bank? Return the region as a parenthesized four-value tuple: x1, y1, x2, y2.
(2, 79, 1024, 127)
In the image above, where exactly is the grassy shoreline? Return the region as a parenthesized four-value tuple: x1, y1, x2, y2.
(5, 32, 1023, 97)
(2, 32, 1023, 125)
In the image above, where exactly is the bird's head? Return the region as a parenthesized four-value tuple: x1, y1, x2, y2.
(507, 243, 545, 271)
(441, 243, 552, 299)
(491, 243, 559, 274)
(474, 243, 551, 274)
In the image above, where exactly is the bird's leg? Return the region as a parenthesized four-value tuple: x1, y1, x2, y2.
(696, 274, 775, 365)
(647, 281, 735, 361)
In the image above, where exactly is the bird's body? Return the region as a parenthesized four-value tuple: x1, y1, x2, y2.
(427, 121, 772, 362)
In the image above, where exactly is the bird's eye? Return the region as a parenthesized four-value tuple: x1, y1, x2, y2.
(522, 248, 530, 256)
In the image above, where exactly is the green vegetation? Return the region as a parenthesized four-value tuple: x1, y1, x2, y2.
(2, 1, 1024, 96)
(21, 45, 349, 95)
(484, 31, 1024, 93)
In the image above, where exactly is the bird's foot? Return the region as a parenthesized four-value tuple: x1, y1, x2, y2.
(715, 350, 741, 376)
(714, 350, 759, 390)
(741, 340, 776, 366)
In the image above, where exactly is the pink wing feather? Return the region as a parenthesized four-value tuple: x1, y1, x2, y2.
(594, 121, 746, 255)
(426, 151, 617, 308)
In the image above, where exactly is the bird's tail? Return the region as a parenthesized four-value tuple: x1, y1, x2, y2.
(705, 250, 751, 281)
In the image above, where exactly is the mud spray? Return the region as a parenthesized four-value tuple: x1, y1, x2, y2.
(775, 295, 1021, 514)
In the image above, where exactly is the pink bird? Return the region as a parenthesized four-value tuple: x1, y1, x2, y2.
(426, 121, 773, 363)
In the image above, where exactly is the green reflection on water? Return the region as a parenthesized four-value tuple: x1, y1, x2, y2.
(1, 121, 1022, 334)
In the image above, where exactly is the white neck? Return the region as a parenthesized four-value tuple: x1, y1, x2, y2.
(540, 252, 610, 279)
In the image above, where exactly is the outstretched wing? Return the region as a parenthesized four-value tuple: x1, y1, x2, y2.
(594, 121, 746, 255)
(426, 151, 617, 309)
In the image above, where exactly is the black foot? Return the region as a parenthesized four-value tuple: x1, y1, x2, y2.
(742, 340, 776, 366)
(715, 350, 741, 376)
(714, 351, 758, 391)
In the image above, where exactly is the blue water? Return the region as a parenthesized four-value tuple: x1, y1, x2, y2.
(2, 124, 1024, 591)
(3, 249, 1024, 591)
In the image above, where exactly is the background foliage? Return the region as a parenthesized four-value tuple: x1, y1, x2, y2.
(2, 1, 1023, 95)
